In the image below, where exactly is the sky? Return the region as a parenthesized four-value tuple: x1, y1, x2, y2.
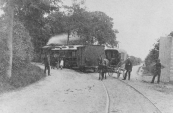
(63, 0, 173, 60)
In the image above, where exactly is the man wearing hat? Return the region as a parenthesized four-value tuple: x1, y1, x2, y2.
(123, 57, 133, 80)
(151, 59, 165, 83)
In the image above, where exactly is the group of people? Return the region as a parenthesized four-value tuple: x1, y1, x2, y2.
(43, 54, 64, 76)
(98, 56, 133, 80)
(98, 57, 165, 84)
(43, 53, 164, 84)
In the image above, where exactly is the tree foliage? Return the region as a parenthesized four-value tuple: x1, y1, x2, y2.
(0, 31, 8, 78)
(0, 16, 33, 81)
(145, 39, 159, 70)
(45, 3, 118, 46)
(12, 0, 61, 61)
(13, 21, 33, 69)
(130, 56, 142, 66)
(1, 0, 118, 62)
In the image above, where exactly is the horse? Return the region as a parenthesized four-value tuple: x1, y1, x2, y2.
(98, 57, 109, 80)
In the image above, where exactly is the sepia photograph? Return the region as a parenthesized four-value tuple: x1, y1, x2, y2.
(0, 0, 173, 113)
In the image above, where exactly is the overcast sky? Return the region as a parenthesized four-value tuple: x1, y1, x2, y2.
(63, 0, 173, 60)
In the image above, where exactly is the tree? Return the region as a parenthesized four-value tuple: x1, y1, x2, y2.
(13, 21, 33, 69)
(145, 39, 159, 69)
(130, 56, 142, 66)
(14, 0, 61, 61)
(1, 0, 61, 77)
(0, 16, 8, 80)
(0, 0, 15, 79)
(169, 31, 173, 37)
(46, 3, 118, 46)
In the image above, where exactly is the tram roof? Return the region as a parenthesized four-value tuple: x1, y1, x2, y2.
(118, 48, 127, 54)
(42, 45, 127, 54)
(42, 45, 51, 48)
(51, 45, 83, 50)
(105, 47, 127, 53)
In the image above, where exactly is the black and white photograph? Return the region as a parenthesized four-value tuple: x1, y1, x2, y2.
(0, 0, 173, 113)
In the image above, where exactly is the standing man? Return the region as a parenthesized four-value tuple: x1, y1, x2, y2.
(44, 53, 50, 76)
(103, 58, 109, 79)
(123, 57, 133, 80)
(98, 56, 103, 80)
(151, 59, 165, 84)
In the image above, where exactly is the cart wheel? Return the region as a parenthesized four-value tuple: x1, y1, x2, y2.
(108, 71, 113, 76)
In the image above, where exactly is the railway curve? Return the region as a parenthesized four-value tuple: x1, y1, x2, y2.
(100, 77, 162, 113)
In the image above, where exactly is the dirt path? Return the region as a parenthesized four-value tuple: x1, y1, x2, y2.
(103, 78, 160, 113)
(0, 67, 106, 113)
(90, 72, 161, 113)
(113, 65, 173, 113)
(0, 64, 165, 113)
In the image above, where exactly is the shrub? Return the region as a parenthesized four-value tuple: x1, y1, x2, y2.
(0, 19, 45, 89)
(10, 64, 46, 88)
(13, 21, 33, 69)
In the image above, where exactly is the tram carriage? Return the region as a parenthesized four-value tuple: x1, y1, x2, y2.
(41, 44, 128, 75)
(105, 47, 128, 64)
(76, 45, 106, 72)
(105, 47, 128, 77)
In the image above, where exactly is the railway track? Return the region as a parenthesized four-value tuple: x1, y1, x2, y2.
(102, 81, 110, 113)
(101, 77, 162, 113)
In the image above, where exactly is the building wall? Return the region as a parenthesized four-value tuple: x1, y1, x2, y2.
(159, 36, 172, 82)
(170, 36, 173, 81)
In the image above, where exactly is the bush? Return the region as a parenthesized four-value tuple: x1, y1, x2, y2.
(144, 40, 159, 73)
(9, 64, 46, 88)
(13, 21, 33, 68)
(9, 21, 46, 88)
(0, 19, 45, 89)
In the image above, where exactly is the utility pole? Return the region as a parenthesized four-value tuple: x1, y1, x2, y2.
(67, 30, 70, 45)
(6, 0, 14, 78)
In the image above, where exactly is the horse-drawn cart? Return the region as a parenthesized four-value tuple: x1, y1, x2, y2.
(107, 64, 126, 78)
(104, 47, 127, 78)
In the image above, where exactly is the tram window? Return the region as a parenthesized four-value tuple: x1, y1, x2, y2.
(69, 46, 74, 48)
(70, 52, 72, 57)
(112, 52, 116, 57)
(106, 51, 111, 59)
(72, 51, 76, 57)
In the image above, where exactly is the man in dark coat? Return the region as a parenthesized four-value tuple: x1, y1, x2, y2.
(44, 54, 50, 76)
(151, 59, 164, 83)
(98, 56, 104, 80)
(123, 57, 133, 80)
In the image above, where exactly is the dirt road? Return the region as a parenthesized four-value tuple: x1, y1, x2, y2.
(0, 64, 161, 113)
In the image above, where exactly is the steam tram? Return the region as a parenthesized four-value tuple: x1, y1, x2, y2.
(41, 45, 128, 71)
